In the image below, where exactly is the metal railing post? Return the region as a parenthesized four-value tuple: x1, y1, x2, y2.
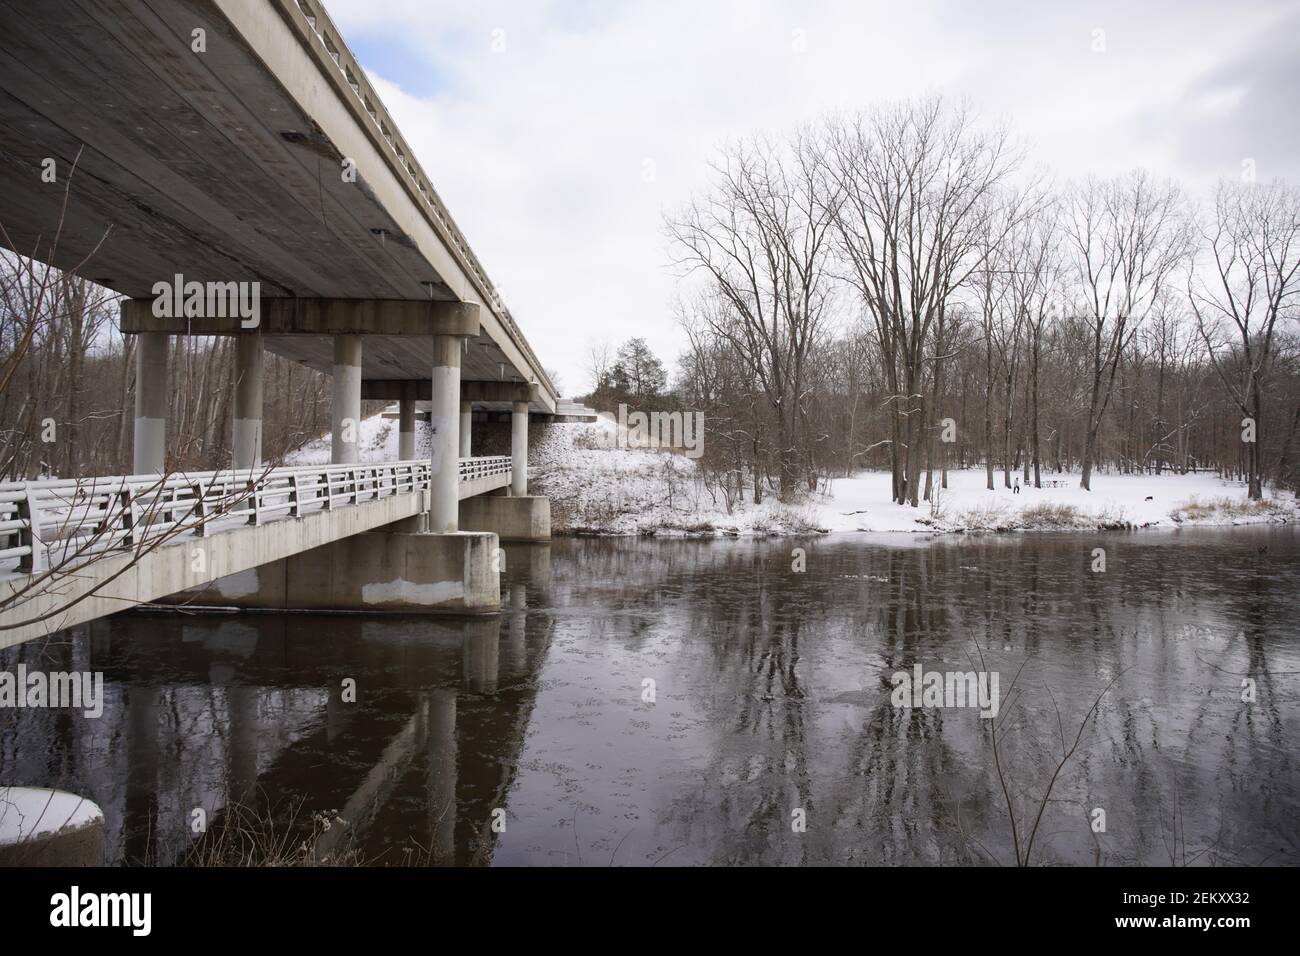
(118, 488, 138, 550)
(246, 479, 259, 525)
(191, 482, 210, 537)
(16, 484, 45, 573)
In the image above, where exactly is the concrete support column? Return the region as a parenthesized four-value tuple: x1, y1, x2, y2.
(399, 393, 416, 461)
(459, 400, 472, 458)
(511, 400, 529, 496)
(430, 335, 462, 532)
(232, 332, 264, 470)
(331, 335, 362, 465)
(132, 332, 168, 474)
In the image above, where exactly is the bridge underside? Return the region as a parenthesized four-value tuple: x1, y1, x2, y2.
(0, 0, 555, 409)
(0, 0, 586, 646)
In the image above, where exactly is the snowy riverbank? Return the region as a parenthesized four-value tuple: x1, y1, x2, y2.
(283, 413, 1297, 536)
(532, 417, 1296, 536)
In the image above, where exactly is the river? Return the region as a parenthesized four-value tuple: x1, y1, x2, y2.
(2, 526, 1296, 866)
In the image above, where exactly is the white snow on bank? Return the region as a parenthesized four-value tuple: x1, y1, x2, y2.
(817, 468, 1296, 533)
(284, 413, 427, 465)
(535, 417, 1296, 535)
(532, 415, 823, 535)
(281, 412, 1297, 536)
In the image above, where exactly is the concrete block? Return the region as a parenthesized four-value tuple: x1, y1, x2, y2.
(459, 495, 550, 542)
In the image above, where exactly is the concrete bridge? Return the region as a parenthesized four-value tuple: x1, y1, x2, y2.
(0, 0, 593, 645)
(0, 457, 548, 648)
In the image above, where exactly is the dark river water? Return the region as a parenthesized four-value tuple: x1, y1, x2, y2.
(2, 527, 1297, 866)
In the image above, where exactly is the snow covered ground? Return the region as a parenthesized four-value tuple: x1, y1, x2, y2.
(283, 412, 1297, 536)
(284, 413, 423, 465)
(817, 468, 1295, 533)
(531, 415, 824, 535)
(532, 416, 1296, 535)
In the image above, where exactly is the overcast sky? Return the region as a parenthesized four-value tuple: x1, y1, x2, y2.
(327, 0, 1300, 395)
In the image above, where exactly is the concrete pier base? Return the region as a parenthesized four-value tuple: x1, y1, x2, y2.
(164, 530, 500, 613)
(459, 494, 550, 542)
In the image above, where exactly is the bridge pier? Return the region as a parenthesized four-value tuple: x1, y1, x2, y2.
(511, 400, 528, 496)
(132, 332, 168, 474)
(399, 384, 416, 460)
(459, 400, 472, 457)
(332, 334, 362, 465)
(429, 334, 462, 533)
(233, 331, 263, 470)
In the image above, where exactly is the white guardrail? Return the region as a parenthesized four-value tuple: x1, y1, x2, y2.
(0, 457, 512, 573)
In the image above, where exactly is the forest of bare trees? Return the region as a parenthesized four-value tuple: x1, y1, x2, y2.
(667, 97, 1300, 507)
(0, 254, 337, 481)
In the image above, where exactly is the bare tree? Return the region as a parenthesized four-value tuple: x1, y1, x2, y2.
(1189, 180, 1300, 498)
(825, 98, 1026, 506)
(667, 132, 839, 501)
(586, 341, 613, 396)
(1007, 201, 1064, 489)
(1063, 171, 1190, 490)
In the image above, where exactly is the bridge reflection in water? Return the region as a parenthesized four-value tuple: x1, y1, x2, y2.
(0, 544, 552, 866)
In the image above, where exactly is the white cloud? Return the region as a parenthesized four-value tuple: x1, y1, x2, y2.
(325, 0, 1296, 393)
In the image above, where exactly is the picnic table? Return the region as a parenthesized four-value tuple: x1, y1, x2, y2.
(1041, 479, 1069, 488)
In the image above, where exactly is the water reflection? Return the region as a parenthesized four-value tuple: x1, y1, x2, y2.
(0, 543, 556, 866)
(1, 528, 1296, 866)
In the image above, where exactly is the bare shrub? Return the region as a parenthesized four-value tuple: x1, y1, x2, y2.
(1169, 494, 1289, 522)
(960, 500, 1010, 531)
(1018, 502, 1082, 529)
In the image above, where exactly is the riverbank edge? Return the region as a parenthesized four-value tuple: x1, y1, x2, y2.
(552, 509, 1297, 539)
